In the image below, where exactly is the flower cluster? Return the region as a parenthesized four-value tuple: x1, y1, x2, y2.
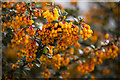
(38, 21, 80, 51)
(2, 13, 38, 69)
(42, 8, 59, 22)
(77, 63, 95, 75)
(15, 2, 27, 14)
(2, 2, 13, 9)
(33, 8, 43, 18)
(42, 68, 51, 78)
(2, 15, 34, 32)
(80, 23, 93, 40)
(76, 41, 119, 75)
(102, 68, 110, 75)
(10, 27, 38, 63)
(61, 57, 70, 66)
(40, 54, 61, 70)
(105, 45, 118, 59)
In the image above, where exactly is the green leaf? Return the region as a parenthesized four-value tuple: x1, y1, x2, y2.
(23, 11, 29, 16)
(22, 70, 29, 77)
(29, 37, 34, 39)
(24, 66, 30, 71)
(64, 20, 71, 23)
(48, 43, 56, 46)
(52, 20, 59, 24)
(43, 47, 49, 54)
(6, 28, 12, 32)
(45, 53, 52, 59)
(78, 16, 82, 21)
(62, 12, 68, 16)
(35, 58, 41, 67)
(60, 66, 68, 70)
(36, 58, 41, 64)
(35, 63, 41, 67)
(55, 6, 59, 9)
(25, 3, 29, 6)
(32, 17, 37, 20)
(36, 52, 42, 58)
(74, 18, 78, 23)
(58, 9, 62, 16)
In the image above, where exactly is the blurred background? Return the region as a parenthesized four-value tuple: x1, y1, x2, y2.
(54, 1, 120, 78)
